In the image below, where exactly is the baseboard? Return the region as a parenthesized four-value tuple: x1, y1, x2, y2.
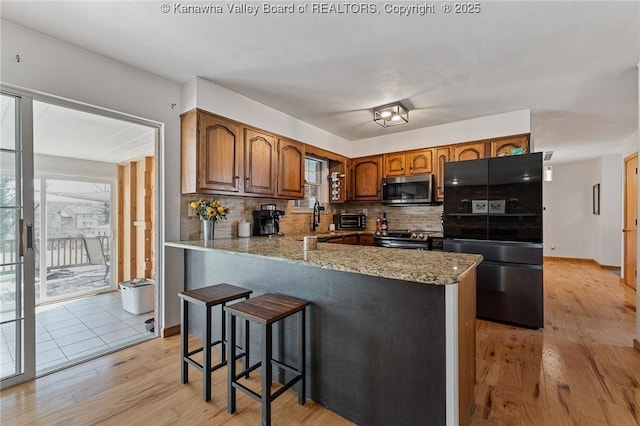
(543, 256, 597, 264)
(600, 265, 620, 271)
(543, 257, 621, 270)
(162, 324, 180, 338)
(595, 261, 621, 270)
(634, 339, 640, 354)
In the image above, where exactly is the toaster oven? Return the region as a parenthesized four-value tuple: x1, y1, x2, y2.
(333, 213, 366, 230)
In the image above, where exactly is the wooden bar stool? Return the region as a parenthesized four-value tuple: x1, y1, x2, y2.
(178, 283, 252, 402)
(225, 293, 309, 426)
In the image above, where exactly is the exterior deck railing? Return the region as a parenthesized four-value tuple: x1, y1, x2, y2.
(0, 236, 110, 274)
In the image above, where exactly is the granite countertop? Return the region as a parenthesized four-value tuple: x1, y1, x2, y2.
(166, 237, 482, 285)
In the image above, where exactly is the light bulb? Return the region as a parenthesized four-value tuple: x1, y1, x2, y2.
(380, 111, 392, 119)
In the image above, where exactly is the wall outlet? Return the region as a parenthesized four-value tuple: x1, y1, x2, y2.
(362, 208, 367, 216)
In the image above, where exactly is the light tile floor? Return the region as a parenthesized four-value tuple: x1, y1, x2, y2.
(0, 291, 155, 377)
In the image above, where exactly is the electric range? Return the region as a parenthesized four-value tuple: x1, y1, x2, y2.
(373, 229, 442, 250)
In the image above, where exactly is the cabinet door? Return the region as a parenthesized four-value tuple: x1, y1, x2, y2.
(407, 149, 433, 175)
(198, 113, 242, 192)
(433, 147, 451, 201)
(277, 138, 305, 198)
(343, 235, 359, 245)
(491, 135, 529, 157)
(358, 235, 374, 246)
(245, 129, 276, 195)
(453, 142, 486, 162)
(383, 153, 406, 177)
(352, 156, 382, 201)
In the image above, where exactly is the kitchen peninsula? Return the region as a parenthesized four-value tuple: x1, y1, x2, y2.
(165, 238, 482, 426)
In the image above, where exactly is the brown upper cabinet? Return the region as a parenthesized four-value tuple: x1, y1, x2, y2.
(351, 155, 382, 201)
(181, 109, 303, 199)
(244, 128, 277, 196)
(432, 147, 451, 201)
(407, 149, 433, 175)
(181, 109, 243, 194)
(452, 142, 486, 162)
(383, 152, 406, 177)
(277, 138, 305, 198)
(490, 135, 529, 157)
(384, 149, 433, 177)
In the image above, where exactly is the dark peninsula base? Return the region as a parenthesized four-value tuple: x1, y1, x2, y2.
(183, 248, 475, 426)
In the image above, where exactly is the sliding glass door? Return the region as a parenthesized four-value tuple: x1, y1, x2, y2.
(0, 91, 36, 386)
(36, 178, 114, 304)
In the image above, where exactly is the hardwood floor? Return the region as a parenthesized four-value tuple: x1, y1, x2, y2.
(471, 259, 640, 426)
(1, 258, 638, 425)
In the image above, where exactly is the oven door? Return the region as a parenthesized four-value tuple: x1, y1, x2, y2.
(374, 239, 429, 250)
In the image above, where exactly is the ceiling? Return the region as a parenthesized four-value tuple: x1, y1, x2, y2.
(32, 101, 155, 164)
(1, 95, 155, 164)
(1, 1, 638, 164)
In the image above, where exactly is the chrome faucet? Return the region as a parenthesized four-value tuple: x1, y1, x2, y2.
(312, 200, 321, 232)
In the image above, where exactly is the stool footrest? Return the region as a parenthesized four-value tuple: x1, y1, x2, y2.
(232, 360, 303, 402)
(234, 361, 262, 380)
(271, 375, 302, 401)
(231, 382, 262, 402)
(271, 359, 300, 376)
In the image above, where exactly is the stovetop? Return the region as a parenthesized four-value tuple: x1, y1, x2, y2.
(374, 229, 440, 240)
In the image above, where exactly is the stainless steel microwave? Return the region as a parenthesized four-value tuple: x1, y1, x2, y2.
(381, 174, 434, 205)
(333, 213, 366, 229)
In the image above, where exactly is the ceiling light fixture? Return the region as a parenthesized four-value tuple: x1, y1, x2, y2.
(373, 102, 409, 127)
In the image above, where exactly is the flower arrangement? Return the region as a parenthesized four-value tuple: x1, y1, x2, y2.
(190, 199, 231, 222)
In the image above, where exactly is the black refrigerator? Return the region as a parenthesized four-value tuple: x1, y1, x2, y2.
(443, 153, 543, 329)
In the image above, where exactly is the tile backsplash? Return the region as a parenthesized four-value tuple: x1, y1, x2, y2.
(181, 194, 443, 239)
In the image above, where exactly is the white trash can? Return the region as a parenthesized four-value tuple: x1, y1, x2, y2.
(120, 278, 155, 315)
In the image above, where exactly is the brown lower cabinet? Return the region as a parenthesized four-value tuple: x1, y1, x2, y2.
(327, 234, 373, 245)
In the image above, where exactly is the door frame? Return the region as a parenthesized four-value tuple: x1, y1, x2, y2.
(0, 84, 164, 385)
(623, 152, 638, 289)
(0, 89, 36, 388)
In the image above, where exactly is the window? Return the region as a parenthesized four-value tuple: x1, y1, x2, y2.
(290, 156, 327, 211)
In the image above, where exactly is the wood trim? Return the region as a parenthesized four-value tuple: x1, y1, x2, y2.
(543, 256, 598, 264)
(598, 263, 622, 270)
(304, 144, 347, 163)
(544, 257, 621, 271)
(162, 324, 180, 338)
(457, 269, 476, 425)
(634, 339, 640, 353)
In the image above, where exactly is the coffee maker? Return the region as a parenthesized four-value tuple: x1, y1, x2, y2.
(252, 204, 285, 236)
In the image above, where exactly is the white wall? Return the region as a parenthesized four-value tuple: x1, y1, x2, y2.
(595, 154, 623, 267)
(543, 160, 598, 259)
(1, 19, 183, 331)
(187, 77, 351, 156)
(350, 109, 531, 157)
